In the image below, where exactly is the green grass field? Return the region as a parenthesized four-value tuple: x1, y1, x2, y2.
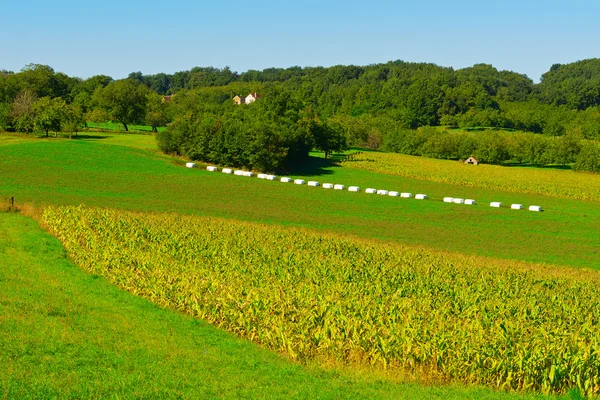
(0, 132, 598, 398)
(0, 138, 598, 269)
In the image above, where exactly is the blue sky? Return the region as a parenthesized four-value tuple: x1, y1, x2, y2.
(1, 0, 599, 82)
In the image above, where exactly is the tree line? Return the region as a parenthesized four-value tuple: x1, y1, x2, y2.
(2, 59, 600, 172)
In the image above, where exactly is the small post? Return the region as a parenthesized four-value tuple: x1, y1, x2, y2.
(9, 196, 14, 211)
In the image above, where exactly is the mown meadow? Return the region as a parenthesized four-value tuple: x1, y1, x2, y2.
(0, 136, 599, 269)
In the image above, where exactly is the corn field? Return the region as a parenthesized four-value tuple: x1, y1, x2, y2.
(43, 205, 600, 395)
(343, 152, 600, 201)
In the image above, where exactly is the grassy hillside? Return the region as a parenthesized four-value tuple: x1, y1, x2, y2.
(0, 211, 561, 399)
(0, 137, 598, 269)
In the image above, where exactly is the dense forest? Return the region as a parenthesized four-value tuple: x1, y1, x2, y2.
(2, 59, 600, 172)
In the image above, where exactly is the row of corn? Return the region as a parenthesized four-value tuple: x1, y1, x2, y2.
(43, 205, 600, 395)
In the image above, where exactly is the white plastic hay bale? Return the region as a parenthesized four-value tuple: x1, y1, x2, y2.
(257, 173, 267, 179)
(334, 184, 345, 190)
(377, 189, 388, 195)
(206, 165, 217, 171)
(490, 202, 502, 208)
(348, 186, 360, 192)
(511, 204, 523, 210)
(323, 183, 334, 189)
(294, 179, 305, 185)
(415, 194, 427, 200)
(244, 171, 254, 177)
(464, 199, 476, 205)
(186, 162, 196, 168)
(307, 181, 319, 187)
(266, 175, 277, 181)
(453, 198, 464, 204)
(234, 170, 245, 176)
(280, 177, 292, 183)
(443, 197, 454, 203)
(401, 192, 413, 198)
(529, 205, 542, 212)
(387, 191, 399, 197)
(222, 168, 232, 174)
(365, 188, 377, 194)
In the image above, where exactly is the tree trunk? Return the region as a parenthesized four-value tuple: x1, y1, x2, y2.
(45, 130, 49, 137)
(122, 122, 128, 132)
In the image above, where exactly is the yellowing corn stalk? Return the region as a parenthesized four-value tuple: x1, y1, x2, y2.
(43, 205, 600, 395)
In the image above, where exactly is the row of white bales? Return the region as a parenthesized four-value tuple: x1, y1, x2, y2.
(188, 163, 543, 212)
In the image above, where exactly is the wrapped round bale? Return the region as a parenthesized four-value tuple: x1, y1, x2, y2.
(257, 173, 267, 179)
(490, 202, 502, 208)
(186, 162, 196, 168)
(334, 184, 345, 190)
(307, 181, 319, 187)
(348, 186, 360, 192)
(511, 204, 523, 210)
(453, 198, 464, 204)
(415, 194, 427, 200)
(294, 179, 305, 185)
(377, 189, 388, 195)
(365, 188, 377, 194)
(222, 168, 232, 174)
(243, 171, 254, 177)
(266, 175, 277, 181)
(234, 170, 245, 176)
(206, 166, 217, 171)
(323, 183, 334, 189)
(443, 197, 454, 203)
(464, 199, 476, 205)
(401, 192, 413, 198)
(529, 205, 542, 212)
(388, 191, 399, 197)
(280, 177, 292, 183)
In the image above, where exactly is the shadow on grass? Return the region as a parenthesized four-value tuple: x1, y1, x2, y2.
(286, 156, 340, 177)
(71, 134, 111, 140)
(503, 162, 573, 171)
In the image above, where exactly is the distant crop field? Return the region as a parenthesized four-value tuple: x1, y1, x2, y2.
(43, 206, 600, 396)
(1, 139, 599, 269)
(343, 152, 600, 201)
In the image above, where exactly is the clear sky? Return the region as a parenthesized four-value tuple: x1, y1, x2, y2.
(1, 0, 599, 82)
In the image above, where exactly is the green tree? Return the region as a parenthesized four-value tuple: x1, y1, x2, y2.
(63, 104, 85, 138)
(573, 143, 600, 173)
(0, 103, 9, 130)
(31, 96, 68, 137)
(145, 92, 171, 132)
(93, 80, 149, 131)
(303, 118, 347, 158)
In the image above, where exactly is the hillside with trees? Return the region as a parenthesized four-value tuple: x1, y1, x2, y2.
(2, 59, 600, 172)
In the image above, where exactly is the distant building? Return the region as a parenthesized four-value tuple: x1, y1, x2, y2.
(464, 156, 479, 165)
(234, 92, 262, 105)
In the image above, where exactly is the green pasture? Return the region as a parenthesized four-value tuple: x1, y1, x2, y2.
(0, 137, 598, 269)
(1, 211, 565, 399)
